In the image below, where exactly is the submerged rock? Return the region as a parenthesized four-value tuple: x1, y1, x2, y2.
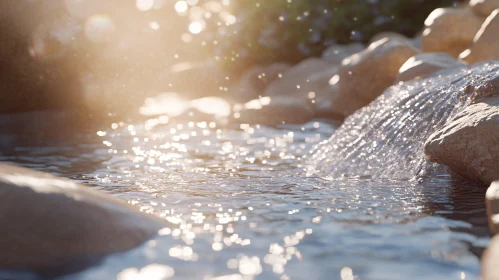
(461, 10, 499, 64)
(321, 43, 364, 65)
(422, 8, 484, 57)
(231, 63, 291, 102)
(327, 37, 419, 117)
(397, 53, 467, 82)
(424, 96, 499, 186)
(307, 62, 499, 180)
(470, 0, 499, 16)
(0, 163, 165, 275)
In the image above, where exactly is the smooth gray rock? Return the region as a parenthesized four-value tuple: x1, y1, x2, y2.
(424, 96, 499, 186)
(0, 164, 165, 275)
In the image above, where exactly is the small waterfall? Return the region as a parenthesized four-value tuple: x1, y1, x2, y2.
(306, 62, 499, 180)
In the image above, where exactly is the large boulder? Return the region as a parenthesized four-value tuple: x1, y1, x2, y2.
(424, 96, 499, 186)
(321, 43, 364, 65)
(470, 0, 499, 17)
(397, 53, 467, 82)
(263, 58, 332, 97)
(0, 163, 165, 275)
(460, 10, 499, 64)
(326, 37, 419, 117)
(422, 8, 484, 57)
(231, 63, 291, 102)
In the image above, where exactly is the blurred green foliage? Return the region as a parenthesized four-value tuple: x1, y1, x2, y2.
(214, 0, 462, 73)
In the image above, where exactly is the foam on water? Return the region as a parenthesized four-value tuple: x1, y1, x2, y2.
(306, 62, 499, 180)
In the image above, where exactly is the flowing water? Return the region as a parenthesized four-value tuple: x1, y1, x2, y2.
(2, 63, 499, 279)
(307, 62, 499, 180)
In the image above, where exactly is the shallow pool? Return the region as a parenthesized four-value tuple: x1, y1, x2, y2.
(0, 118, 490, 280)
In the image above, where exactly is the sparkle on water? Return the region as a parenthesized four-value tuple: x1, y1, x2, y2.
(2, 64, 496, 278)
(3, 2, 497, 279)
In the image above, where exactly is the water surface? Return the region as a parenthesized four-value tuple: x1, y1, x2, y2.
(0, 116, 489, 280)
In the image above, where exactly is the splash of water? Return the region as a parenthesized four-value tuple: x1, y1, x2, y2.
(305, 62, 499, 180)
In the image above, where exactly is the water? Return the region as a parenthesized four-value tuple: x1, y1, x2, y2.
(2, 64, 498, 279)
(307, 62, 499, 180)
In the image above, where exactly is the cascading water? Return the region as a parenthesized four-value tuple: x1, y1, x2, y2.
(305, 62, 499, 180)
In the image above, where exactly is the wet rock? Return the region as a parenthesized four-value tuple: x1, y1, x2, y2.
(483, 235, 499, 280)
(422, 8, 484, 57)
(470, 0, 499, 17)
(0, 163, 165, 275)
(397, 53, 467, 82)
(368, 32, 411, 46)
(485, 181, 499, 280)
(321, 43, 364, 65)
(412, 33, 423, 49)
(460, 10, 499, 64)
(263, 58, 332, 98)
(231, 63, 291, 102)
(232, 96, 315, 126)
(486, 181, 499, 234)
(328, 38, 419, 117)
(424, 96, 499, 186)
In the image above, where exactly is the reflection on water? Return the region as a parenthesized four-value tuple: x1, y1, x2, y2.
(0, 117, 489, 280)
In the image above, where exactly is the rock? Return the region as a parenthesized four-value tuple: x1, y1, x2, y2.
(422, 8, 484, 57)
(263, 58, 332, 97)
(368, 32, 411, 46)
(165, 61, 228, 98)
(412, 33, 423, 49)
(321, 43, 364, 65)
(470, 0, 499, 17)
(243, 57, 341, 122)
(231, 63, 291, 102)
(327, 38, 419, 117)
(0, 163, 165, 275)
(460, 10, 499, 64)
(483, 235, 499, 280)
(397, 53, 467, 82)
(424, 96, 499, 186)
(486, 181, 499, 234)
(232, 96, 315, 126)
